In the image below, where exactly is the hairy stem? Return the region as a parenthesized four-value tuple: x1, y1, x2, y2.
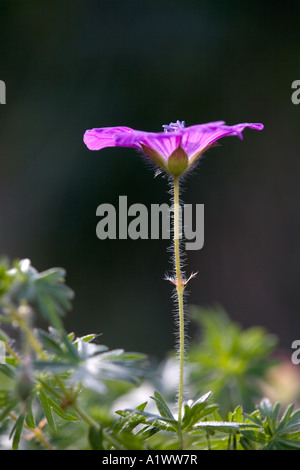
(173, 175, 185, 447)
(5, 303, 45, 359)
(18, 315, 45, 359)
(72, 402, 100, 429)
(9, 413, 54, 450)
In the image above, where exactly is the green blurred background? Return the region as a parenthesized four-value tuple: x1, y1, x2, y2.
(0, 0, 300, 359)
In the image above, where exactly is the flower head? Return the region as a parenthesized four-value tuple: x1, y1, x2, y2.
(83, 120, 263, 176)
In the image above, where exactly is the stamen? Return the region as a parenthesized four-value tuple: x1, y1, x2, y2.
(162, 120, 186, 133)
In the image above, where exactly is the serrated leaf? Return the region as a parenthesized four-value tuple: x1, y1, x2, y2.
(117, 402, 152, 434)
(120, 408, 178, 431)
(193, 421, 258, 434)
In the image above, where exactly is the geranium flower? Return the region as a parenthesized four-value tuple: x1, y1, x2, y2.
(83, 120, 263, 176)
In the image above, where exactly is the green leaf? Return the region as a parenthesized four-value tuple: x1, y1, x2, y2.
(88, 425, 105, 450)
(38, 389, 57, 433)
(188, 305, 277, 413)
(150, 390, 175, 420)
(277, 404, 300, 433)
(239, 435, 257, 450)
(61, 335, 80, 361)
(11, 260, 74, 331)
(182, 392, 219, 431)
(10, 413, 25, 450)
(230, 405, 244, 423)
(275, 437, 300, 450)
(108, 429, 146, 450)
(0, 258, 14, 297)
(37, 329, 66, 356)
(241, 429, 266, 444)
(115, 401, 149, 433)
(193, 421, 258, 434)
(25, 393, 36, 429)
(76, 333, 97, 343)
(37, 388, 79, 430)
(191, 391, 212, 406)
(0, 395, 19, 422)
(118, 408, 178, 431)
(0, 363, 16, 379)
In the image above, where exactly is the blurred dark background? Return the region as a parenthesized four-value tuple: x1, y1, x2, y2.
(0, 0, 300, 359)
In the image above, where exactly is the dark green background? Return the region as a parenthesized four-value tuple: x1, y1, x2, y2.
(1, 0, 300, 358)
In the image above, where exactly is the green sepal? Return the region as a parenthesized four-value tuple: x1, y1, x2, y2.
(167, 146, 188, 176)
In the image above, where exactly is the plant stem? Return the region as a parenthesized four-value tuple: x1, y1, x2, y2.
(173, 175, 185, 447)
(18, 315, 45, 359)
(5, 343, 22, 362)
(9, 413, 54, 450)
(72, 402, 100, 429)
(4, 303, 45, 359)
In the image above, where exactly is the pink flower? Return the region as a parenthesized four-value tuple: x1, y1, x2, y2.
(83, 120, 264, 176)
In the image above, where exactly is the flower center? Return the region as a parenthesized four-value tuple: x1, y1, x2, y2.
(162, 120, 186, 133)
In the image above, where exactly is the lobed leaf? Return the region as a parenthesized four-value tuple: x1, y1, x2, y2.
(150, 390, 175, 420)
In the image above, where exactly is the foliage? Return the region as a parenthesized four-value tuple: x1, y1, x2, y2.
(188, 305, 278, 414)
(1, 258, 300, 450)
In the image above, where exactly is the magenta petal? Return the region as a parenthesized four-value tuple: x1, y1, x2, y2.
(83, 120, 264, 176)
(136, 134, 182, 162)
(229, 122, 264, 139)
(180, 122, 264, 162)
(114, 129, 183, 162)
(83, 126, 137, 151)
